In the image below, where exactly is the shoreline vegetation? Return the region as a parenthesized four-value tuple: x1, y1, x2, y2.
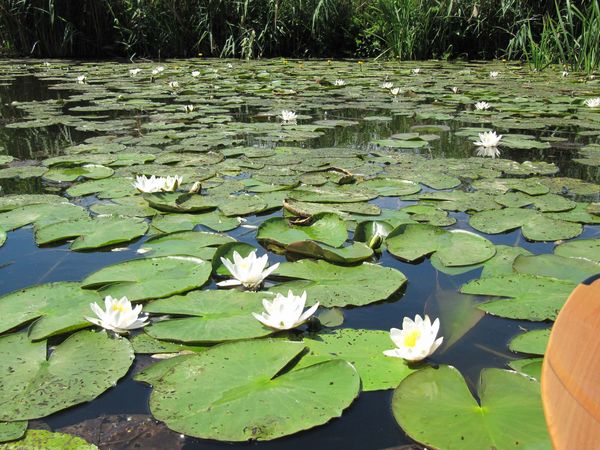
(0, 0, 599, 73)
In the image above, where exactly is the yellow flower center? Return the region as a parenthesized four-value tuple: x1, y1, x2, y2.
(111, 304, 126, 313)
(403, 329, 421, 348)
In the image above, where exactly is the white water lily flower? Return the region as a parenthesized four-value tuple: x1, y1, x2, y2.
(383, 314, 443, 362)
(451, 86, 459, 93)
(411, 68, 421, 75)
(474, 130, 502, 148)
(584, 97, 600, 108)
(489, 71, 499, 78)
(562, 70, 569, 77)
(85, 295, 149, 334)
(218, 250, 279, 290)
(474, 101, 491, 110)
(334, 79, 346, 86)
(168, 80, 179, 89)
(152, 66, 165, 75)
(183, 104, 194, 113)
(76, 75, 87, 84)
(390, 87, 401, 96)
(476, 146, 501, 159)
(279, 109, 297, 124)
(163, 175, 183, 192)
(132, 175, 165, 193)
(381, 82, 394, 89)
(191, 70, 200, 77)
(129, 68, 142, 76)
(252, 290, 319, 330)
(226, 63, 234, 69)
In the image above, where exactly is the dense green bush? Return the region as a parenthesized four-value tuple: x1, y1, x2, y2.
(0, 0, 598, 72)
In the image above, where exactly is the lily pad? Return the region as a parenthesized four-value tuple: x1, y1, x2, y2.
(139, 339, 360, 441)
(554, 238, 600, 263)
(139, 231, 235, 259)
(270, 259, 407, 307)
(285, 240, 374, 264)
(34, 216, 148, 250)
(0, 421, 26, 443)
(387, 224, 496, 266)
(392, 366, 550, 450)
(461, 274, 576, 321)
(0, 331, 133, 420)
(0, 282, 103, 341)
(294, 329, 415, 391)
(509, 329, 550, 355)
(513, 254, 600, 283)
(0, 430, 98, 449)
(257, 213, 347, 249)
(144, 290, 276, 343)
(82, 256, 212, 301)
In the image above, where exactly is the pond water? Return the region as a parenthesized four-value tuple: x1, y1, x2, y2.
(0, 58, 598, 449)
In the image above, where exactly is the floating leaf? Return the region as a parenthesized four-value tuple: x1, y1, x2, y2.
(34, 216, 148, 250)
(554, 238, 600, 263)
(257, 213, 347, 249)
(0, 282, 103, 341)
(0, 430, 98, 449)
(295, 329, 415, 391)
(513, 254, 600, 283)
(387, 224, 496, 266)
(144, 290, 275, 343)
(461, 274, 576, 321)
(270, 259, 406, 307)
(140, 231, 234, 259)
(509, 329, 550, 355)
(285, 240, 373, 264)
(392, 366, 550, 449)
(0, 421, 26, 443)
(82, 256, 211, 301)
(139, 339, 359, 441)
(0, 331, 133, 420)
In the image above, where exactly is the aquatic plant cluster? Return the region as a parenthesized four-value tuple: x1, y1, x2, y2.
(0, 58, 598, 449)
(0, 0, 599, 72)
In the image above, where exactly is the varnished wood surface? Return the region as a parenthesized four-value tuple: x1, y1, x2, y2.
(542, 275, 600, 450)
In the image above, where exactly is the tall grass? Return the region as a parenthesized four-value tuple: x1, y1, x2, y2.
(0, 0, 598, 70)
(507, 0, 600, 73)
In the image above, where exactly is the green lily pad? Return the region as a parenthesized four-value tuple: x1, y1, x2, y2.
(359, 178, 421, 196)
(139, 339, 359, 441)
(294, 329, 415, 391)
(257, 213, 347, 250)
(521, 215, 582, 241)
(0, 331, 133, 421)
(508, 358, 543, 380)
(509, 329, 550, 355)
(139, 231, 235, 259)
(144, 290, 276, 343)
(82, 256, 212, 301)
(43, 165, 114, 182)
(387, 224, 496, 266)
(392, 366, 550, 450)
(430, 244, 531, 277)
(554, 238, 600, 263)
(0, 430, 98, 449)
(0, 421, 26, 443)
(461, 274, 576, 321)
(270, 260, 407, 307)
(513, 254, 600, 283)
(130, 333, 206, 354)
(34, 216, 148, 250)
(469, 208, 537, 234)
(0, 282, 103, 341)
(150, 211, 240, 233)
(285, 240, 373, 264)
(0, 203, 88, 231)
